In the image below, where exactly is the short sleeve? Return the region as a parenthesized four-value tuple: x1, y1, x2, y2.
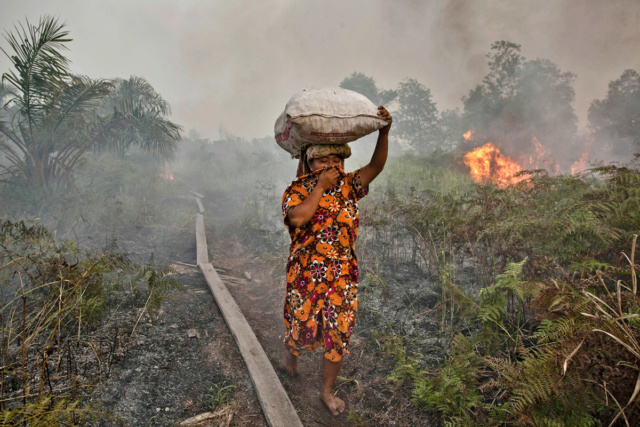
(282, 180, 307, 227)
(350, 168, 369, 201)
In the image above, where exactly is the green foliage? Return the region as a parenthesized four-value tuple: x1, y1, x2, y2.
(412, 336, 482, 425)
(389, 166, 637, 274)
(138, 255, 182, 323)
(0, 17, 181, 193)
(589, 68, 640, 156)
(95, 75, 182, 159)
(346, 408, 367, 425)
(395, 78, 442, 154)
(370, 331, 422, 390)
(390, 258, 604, 425)
(360, 152, 640, 425)
(0, 16, 114, 190)
(476, 259, 538, 352)
(206, 381, 235, 411)
(388, 350, 422, 389)
(371, 151, 472, 195)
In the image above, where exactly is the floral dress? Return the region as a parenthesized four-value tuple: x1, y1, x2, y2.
(281, 167, 368, 361)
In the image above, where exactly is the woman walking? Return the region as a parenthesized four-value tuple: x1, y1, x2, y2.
(281, 106, 392, 415)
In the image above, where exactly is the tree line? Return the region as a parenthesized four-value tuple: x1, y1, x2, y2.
(340, 41, 640, 164)
(2, 17, 638, 195)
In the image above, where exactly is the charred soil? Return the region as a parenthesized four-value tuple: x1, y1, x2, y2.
(89, 191, 438, 426)
(89, 197, 266, 426)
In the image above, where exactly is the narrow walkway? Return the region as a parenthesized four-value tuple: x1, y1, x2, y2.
(194, 196, 303, 427)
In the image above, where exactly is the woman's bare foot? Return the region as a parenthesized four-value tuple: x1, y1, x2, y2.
(319, 390, 345, 416)
(320, 357, 345, 415)
(281, 351, 299, 376)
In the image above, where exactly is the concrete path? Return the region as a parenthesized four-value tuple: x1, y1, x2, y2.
(194, 197, 303, 427)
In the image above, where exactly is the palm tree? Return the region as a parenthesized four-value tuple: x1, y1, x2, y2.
(0, 16, 182, 192)
(0, 16, 113, 190)
(96, 76, 181, 159)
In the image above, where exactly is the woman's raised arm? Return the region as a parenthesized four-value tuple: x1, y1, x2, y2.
(358, 106, 392, 188)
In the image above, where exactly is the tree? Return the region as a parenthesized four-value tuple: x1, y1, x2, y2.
(439, 109, 466, 151)
(339, 72, 397, 106)
(462, 41, 578, 165)
(0, 16, 113, 190)
(482, 41, 523, 99)
(588, 69, 640, 156)
(96, 76, 181, 158)
(395, 78, 441, 154)
(462, 41, 524, 134)
(0, 17, 182, 191)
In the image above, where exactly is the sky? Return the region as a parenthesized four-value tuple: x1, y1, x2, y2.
(1, 0, 639, 140)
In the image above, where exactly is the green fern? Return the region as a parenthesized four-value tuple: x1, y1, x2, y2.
(411, 336, 483, 423)
(363, 159, 640, 424)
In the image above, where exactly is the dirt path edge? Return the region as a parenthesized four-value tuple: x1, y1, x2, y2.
(199, 263, 303, 427)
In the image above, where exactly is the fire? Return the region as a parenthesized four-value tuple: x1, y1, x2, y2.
(527, 137, 547, 168)
(460, 131, 592, 182)
(463, 142, 524, 188)
(533, 137, 545, 157)
(571, 151, 589, 175)
(160, 161, 174, 180)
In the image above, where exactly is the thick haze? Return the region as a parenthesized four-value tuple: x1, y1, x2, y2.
(1, 0, 639, 140)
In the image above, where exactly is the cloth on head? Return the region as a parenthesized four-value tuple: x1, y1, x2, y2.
(296, 144, 352, 177)
(307, 144, 351, 160)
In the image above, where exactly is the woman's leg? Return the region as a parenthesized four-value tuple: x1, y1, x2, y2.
(282, 348, 299, 375)
(320, 357, 345, 415)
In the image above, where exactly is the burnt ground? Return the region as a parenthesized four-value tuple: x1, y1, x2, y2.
(88, 193, 439, 426)
(207, 211, 440, 424)
(88, 197, 266, 426)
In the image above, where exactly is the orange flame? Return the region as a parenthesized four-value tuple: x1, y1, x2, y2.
(160, 161, 174, 180)
(463, 143, 524, 188)
(527, 137, 546, 168)
(463, 130, 474, 143)
(533, 137, 545, 157)
(571, 151, 589, 175)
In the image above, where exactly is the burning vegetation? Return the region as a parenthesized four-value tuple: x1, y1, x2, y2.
(459, 131, 592, 187)
(463, 142, 524, 187)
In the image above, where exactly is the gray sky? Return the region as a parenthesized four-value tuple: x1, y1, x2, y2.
(1, 0, 639, 140)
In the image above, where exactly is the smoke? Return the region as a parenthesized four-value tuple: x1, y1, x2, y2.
(0, 0, 638, 143)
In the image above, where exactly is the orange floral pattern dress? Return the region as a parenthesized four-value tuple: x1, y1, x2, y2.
(282, 167, 368, 361)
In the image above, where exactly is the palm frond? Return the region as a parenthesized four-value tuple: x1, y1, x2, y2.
(132, 109, 181, 158)
(50, 76, 114, 135)
(1, 16, 71, 134)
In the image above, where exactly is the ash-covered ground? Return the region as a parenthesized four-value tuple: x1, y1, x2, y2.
(88, 198, 266, 426)
(84, 190, 440, 426)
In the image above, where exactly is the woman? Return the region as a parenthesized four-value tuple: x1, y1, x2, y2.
(281, 106, 392, 416)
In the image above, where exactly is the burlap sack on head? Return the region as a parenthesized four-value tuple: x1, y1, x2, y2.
(274, 87, 390, 158)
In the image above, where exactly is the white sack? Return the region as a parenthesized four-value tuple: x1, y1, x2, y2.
(274, 87, 389, 158)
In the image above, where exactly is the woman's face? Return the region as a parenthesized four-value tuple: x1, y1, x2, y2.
(309, 154, 343, 172)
